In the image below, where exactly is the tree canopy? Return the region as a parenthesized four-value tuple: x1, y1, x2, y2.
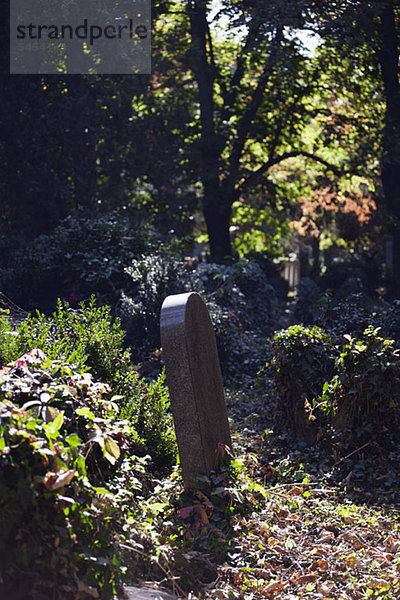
(1, 0, 398, 276)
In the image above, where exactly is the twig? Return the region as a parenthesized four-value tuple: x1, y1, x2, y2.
(268, 482, 339, 491)
(308, 488, 339, 495)
(333, 442, 371, 467)
(119, 543, 186, 598)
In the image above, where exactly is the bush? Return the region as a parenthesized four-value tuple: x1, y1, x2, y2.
(0, 297, 131, 384)
(0, 299, 177, 470)
(201, 259, 279, 330)
(120, 370, 177, 471)
(120, 255, 278, 376)
(316, 293, 375, 339)
(120, 252, 190, 350)
(0, 354, 126, 599)
(293, 278, 321, 325)
(0, 300, 178, 598)
(266, 318, 400, 452)
(318, 327, 400, 446)
(0, 211, 154, 312)
(268, 325, 337, 443)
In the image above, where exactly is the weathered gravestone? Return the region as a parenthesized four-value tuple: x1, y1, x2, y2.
(160, 292, 232, 489)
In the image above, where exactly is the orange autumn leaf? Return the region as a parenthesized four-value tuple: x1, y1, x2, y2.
(195, 504, 209, 525)
(294, 574, 317, 585)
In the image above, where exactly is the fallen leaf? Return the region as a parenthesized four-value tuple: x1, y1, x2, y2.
(264, 580, 282, 593)
(368, 578, 391, 590)
(319, 529, 336, 543)
(43, 469, 75, 490)
(295, 574, 317, 585)
(339, 531, 365, 549)
(77, 580, 100, 598)
(288, 486, 304, 496)
(177, 506, 195, 519)
(195, 504, 209, 525)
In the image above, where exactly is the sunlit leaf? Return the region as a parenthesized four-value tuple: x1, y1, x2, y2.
(104, 436, 120, 465)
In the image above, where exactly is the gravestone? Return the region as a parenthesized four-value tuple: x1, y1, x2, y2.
(160, 292, 232, 489)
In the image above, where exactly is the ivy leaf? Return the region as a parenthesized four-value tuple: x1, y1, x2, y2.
(65, 433, 81, 447)
(43, 411, 64, 439)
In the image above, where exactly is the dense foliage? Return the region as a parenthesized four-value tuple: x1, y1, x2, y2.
(0, 301, 177, 598)
(2, 0, 397, 273)
(0, 211, 156, 312)
(1, 1, 400, 597)
(120, 255, 281, 374)
(267, 317, 400, 454)
(268, 325, 336, 442)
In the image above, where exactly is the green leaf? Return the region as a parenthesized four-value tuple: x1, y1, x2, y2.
(43, 411, 64, 439)
(104, 436, 120, 465)
(65, 433, 81, 448)
(75, 454, 87, 477)
(150, 502, 169, 513)
(76, 407, 95, 420)
(93, 486, 114, 497)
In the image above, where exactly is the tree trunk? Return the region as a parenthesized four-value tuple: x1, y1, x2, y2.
(202, 181, 233, 263)
(188, 1, 233, 262)
(377, 0, 400, 296)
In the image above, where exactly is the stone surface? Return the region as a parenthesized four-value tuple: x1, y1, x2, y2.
(160, 292, 232, 489)
(122, 585, 177, 599)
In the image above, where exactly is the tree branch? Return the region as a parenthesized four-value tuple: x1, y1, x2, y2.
(239, 150, 343, 192)
(219, 13, 262, 125)
(227, 24, 284, 183)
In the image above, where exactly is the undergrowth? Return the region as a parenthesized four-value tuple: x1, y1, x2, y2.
(0, 301, 177, 598)
(2, 295, 400, 599)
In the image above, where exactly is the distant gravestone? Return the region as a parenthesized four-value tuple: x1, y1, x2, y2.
(160, 292, 233, 489)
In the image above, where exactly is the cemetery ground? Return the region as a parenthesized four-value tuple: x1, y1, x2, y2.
(1, 296, 400, 599)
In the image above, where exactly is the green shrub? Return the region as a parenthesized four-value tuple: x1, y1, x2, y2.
(120, 252, 189, 350)
(266, 321, 400, 451)
(0, 297, 131, 383)
(121, 255, 276, 376)
(316, 293, 374, 339)
(318, 327, 400, 446)
(0, 299, 178, 597)
(119, 370, 177, 471)
(0, 355, 127, 598)
(268, 325, 337, 443)
(0, 299, 177, 471)
(0, 211, 154, 312)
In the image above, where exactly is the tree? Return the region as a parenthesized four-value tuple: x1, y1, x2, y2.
(0, 74, 151, 242)
(314, 0, 400, 294)
(167, 0, 364, 262)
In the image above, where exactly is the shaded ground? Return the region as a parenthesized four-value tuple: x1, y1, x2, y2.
(199, 486, 400, 599)
(126, 383, 400, 600)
